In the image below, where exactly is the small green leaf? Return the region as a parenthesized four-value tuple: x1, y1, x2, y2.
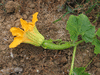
(66, 14, 95, 42)
(73, 67, 90, 75)
(96, 28, 100, 37)
(92, 38, 100, 54)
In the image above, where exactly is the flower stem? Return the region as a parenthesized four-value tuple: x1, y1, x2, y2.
(69, 45, 77, 75)
(41, 40, 74, 50)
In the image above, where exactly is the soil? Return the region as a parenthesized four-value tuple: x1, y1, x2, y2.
(0, 0, 100, 75)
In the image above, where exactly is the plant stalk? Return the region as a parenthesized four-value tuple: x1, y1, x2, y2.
(69, 45, 77, 75)
(75, 40, 84, 46)
(69, 40, 84, 75)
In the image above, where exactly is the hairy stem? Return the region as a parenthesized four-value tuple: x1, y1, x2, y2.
(69, 46, 77, 75)
(75, 40, 84, 46)
(41, 40, 74, 50)
(69, 40, 84, 75)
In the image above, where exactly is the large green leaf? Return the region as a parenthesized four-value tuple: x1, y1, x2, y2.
(66, 14, 95, 43)
(92, 38, 100, 54)
(73, 67, 90, 75)
(92, 28, 100, 54)
(96, 28, 100, 37)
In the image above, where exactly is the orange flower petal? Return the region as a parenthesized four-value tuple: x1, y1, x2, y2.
(20, 18, 31, 32)
(20, 12, 38, 32)
(32, 12, 38, 25)
(10, 27, 24, 37)
(9, 37, 23, 48)
(28, 22, 35, 31)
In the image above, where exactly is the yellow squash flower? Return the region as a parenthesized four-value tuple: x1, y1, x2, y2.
(9, 12, 44, 48)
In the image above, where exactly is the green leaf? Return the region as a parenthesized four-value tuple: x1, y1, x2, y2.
(73, 67, 90, 75)
(96, 28, 100, 37)
(92, 38, 100, 54)
(92, 28, 100, 54)
(66, 14, 95, 42)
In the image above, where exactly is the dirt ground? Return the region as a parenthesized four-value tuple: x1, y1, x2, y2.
(0, 0, 100, 75)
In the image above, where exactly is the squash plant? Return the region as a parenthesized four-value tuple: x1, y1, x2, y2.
(9, 13, 100, 75)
